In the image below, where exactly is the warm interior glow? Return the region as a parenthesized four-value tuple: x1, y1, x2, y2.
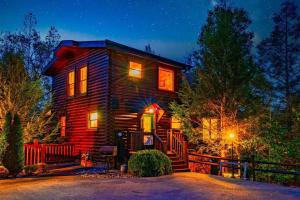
(142, 114, 153, 133)
(158, 67, 174, 91)
(79, 66, 87, 94)
(68, 71, 75, 96)
(171, 116, 181, 129)
(203, 118, 218, 140)
(129, 61, 142, 78)
(89, 112, 98, 128)
(60, 116, 66, 137)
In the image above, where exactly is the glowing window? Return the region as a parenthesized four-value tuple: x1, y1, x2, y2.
(202, 118, 218, 141)
(68, 71, 75, 97)
(89, 112, 98, 128)
(60, 116, 66, 137)
(129, 61, 142, 78)
(171, 116, 181, 129)
(142, 114, 153, 133)
(79, 66, 87, 94)
(158, 67, 174, 91)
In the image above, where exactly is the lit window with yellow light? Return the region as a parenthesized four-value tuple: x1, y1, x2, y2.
(68, 71, 75, 97)
(60, 116, 66, 137)
(79, 66, 87, 94)
(129, 61, 142, 78)
(158, 67, 174, 91)
(171, 116, 181, 129)
(89, 111, 98, 128)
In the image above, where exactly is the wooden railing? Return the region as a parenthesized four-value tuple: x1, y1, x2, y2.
(24, 142, 76, 166)
(153, 130, 167, 153)
(168, 129, 188, 164)
(188, 152, 300, 183)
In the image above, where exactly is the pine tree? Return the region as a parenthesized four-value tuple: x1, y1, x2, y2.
(257, 0, 300, 135)
(3, 112, 24, 176)
(171, 3, 267, 154)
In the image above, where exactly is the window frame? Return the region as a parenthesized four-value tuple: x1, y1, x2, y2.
(158, 67, 175, 92)
(88, 111, 98, 129)
(128, 61, 142, 79)
(67, 70, 75, 97)
(79, 65, 88, 95)
(60, 116, 66, 137)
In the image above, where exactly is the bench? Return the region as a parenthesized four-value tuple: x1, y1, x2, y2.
(98, 146, 117, 171)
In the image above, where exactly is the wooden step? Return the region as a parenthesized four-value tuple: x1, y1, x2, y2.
(166, 151, 190, 173)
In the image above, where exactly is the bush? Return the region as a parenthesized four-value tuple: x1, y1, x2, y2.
(0, 165, 9, 178)
(128, 149, 172, 177)
(0, 132, 8, 164)
(2, 113, 24, 176)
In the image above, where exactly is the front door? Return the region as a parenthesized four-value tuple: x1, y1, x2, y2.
(141, 113, 154, 147)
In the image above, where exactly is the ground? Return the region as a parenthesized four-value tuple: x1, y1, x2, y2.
(0, 172, 300, 200)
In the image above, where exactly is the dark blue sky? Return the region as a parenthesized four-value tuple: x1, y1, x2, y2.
(0, 0, 299, 62)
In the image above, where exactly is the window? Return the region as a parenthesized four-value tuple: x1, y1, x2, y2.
(89, 111, 98, 128)
(142, 114, 154, 133)
(68, 70, 75, 97)
(202, 118, 218, 141)
(129, 61, 142, 78)
(60, 116, 66, 137)
(158, 67, 174, 91)
(79, 66, 87, 94)
(171, 116, 181, 129)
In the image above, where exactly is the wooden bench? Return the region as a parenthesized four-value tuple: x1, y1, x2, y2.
(98, 146, 117, 171)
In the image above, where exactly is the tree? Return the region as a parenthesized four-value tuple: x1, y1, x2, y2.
(145, 44, 155, 54)
(0, 52, 58, 143)
(0, 12, 60, 99)
(257, 0, 300, 135)
(2, 112, 24, 176)
(0, 13, 60, 143)
(0, 132, 7, 164)
(171, 3, 267, 155)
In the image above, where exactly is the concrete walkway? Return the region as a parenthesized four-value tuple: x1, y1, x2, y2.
(0, 172, 299, 200)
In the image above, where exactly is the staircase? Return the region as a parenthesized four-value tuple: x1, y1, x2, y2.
(155, 128, 190, 172)
(167, 151, 190, 172)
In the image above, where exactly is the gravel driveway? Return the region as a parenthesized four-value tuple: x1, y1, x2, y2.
(0, 172, 299, 200)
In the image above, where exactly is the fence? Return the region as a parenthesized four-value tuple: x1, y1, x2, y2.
(189, 151, 300, 184)
(24, 142, 76, 166)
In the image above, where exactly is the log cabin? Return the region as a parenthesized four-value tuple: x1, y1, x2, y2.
(43, 40, 190, 171)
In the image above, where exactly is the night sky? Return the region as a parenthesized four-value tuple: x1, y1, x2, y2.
(0, 0, 299, 62)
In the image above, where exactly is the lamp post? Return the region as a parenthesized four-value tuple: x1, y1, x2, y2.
(229, 132, 235, 178)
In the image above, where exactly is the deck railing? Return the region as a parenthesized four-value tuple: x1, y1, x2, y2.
(153, 130, 167, 154)
(24, 142, 76, 166)
(168, 129, 188, 164)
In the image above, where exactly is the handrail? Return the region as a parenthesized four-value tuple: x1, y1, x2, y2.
(168, 129, 188, 165)
(153, 130, 167, 153)
(24, 143, 76, 166)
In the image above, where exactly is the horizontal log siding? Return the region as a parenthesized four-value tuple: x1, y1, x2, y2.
(52, 48, 109, 155)
(108, 51, 181, 143)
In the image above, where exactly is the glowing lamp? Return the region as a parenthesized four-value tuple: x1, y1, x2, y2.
(148, 108, 154, 113)
(229, 132, 235, 140)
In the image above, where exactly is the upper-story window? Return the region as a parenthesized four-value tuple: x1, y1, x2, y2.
(158, 67, 174, 91)
(67, 70, 75, 97)
(79, 66, 87, 94)
(129, 61, 142, 78)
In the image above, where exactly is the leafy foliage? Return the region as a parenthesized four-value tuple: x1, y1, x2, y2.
(128, 150, 172, 177)
(171, 4, 268, 155)
(0, 132, 7, 164)
(2, 112, 24, 176)
(0, 13, 60, 143)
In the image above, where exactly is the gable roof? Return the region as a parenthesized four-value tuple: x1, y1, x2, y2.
(43, 39, 190, 75)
